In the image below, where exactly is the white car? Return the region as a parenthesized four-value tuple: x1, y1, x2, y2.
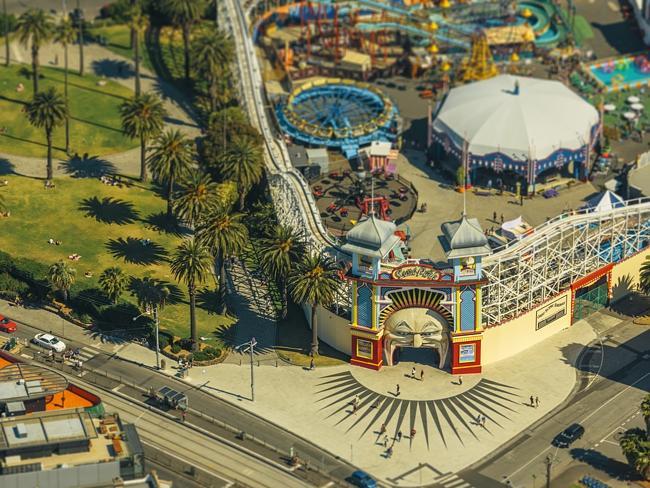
(33, 333, 66, 353)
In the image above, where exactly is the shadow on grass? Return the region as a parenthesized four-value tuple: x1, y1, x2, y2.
(0, 158, 15, 175)
(79, 196, 140, 225)
(142, 211, 189, 237)
(61, 154, 116, 177)
(91, 58, 134, 79)
(106, 236, 168, 265)
(196, 288, 221, 315)
(128, 276, 184, 305)
(213, 319, 238, 349)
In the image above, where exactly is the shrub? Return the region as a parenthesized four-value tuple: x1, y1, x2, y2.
(170, 344, 181, 354)
(192, 347, 221, 362)
(158, 334, 170, 350)
(178, 338, 194, 352)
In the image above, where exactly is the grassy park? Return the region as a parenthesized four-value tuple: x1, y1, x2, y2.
(0, 174, 234, 343)
(0, 64, 137, 158)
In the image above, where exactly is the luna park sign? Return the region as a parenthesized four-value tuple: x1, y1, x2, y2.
(391, 265, 441, 281)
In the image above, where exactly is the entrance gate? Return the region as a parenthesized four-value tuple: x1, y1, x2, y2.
(573, 276, 609, 321)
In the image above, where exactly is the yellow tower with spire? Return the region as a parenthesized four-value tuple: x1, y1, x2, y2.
(460, 32, 498, 82)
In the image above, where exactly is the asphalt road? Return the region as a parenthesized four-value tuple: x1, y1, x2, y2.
(461, 318, 650, 488)
(4, 315, 357, 488)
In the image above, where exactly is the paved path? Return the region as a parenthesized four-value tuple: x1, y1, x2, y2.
(0, 40, 200, 179)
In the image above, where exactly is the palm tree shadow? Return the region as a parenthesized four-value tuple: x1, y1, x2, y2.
(60, 154, 116, 178)
(79, 196, 140, 225)
(91, 59, 135, 79)
(142, 211, 190, 237)
(128, 277, 184, 305)
(213, 321, 237, 348)
(197, 288, 220, 315)
(106, 237, 169, 265)
(570, 447, 639, 481)
(0, 158, 15, 175)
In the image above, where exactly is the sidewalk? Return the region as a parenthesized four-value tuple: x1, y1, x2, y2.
(0, 296, 631, 486)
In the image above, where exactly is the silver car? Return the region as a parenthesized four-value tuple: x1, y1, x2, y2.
(32, 333, 66, 353)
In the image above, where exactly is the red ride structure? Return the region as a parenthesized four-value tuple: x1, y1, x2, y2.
(357, 196, 391, 220)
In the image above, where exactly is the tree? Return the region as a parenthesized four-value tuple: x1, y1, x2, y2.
(190, 29, 233, 113)
(162, 0, 206, 81)
(201, 107, 261, 170)
(197, 209, 248, 313)
(16, 9, 53, 93)
(640, 257, 650, 295)
(170, 238, 212, 350)
(222, 135, 264, 210)
(99, 267, 130, 304)
(642, 394, 650, 434)
(120, 94, 167, 182)
(129, 277, 170, 342)
(48, 260, 76, 301)
(126, 4, 148, 96)
(54, 17, 75, 153)
(25, 87, 68, 181)
(620, 428, 650, 480)
(147, 129, 195, 219)
(456, 165, 465, 188)
(288, 253, 339, 356)
(259, 225, 303, 319)
(173, 172, 222, 229)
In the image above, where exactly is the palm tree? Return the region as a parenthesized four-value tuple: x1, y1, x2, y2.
(99, 267, 130, 304)
(16, 9, 53, 93)
(640, 257, 650, 294)
(127, 4, 148, 96)
(173, 172, 221, 229)
(170, 238, 212, 349)
(129, 277, 170, 342)
(259, 225, 303, 319)
(222, 135, 264, 210)
(48, 260, 76, 301)
(120, 94, 167, 182)
(162, 0, 206, 81)
(53, 17, 75, 153)
(190, 29, 233, 112)
(288, 253, 339, 356)
(148, 129, 195, 219)
(197, 209, 248, 313)
(25, 87, 68, 181)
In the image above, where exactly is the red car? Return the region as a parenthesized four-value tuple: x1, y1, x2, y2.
(0, 315, 17, 333)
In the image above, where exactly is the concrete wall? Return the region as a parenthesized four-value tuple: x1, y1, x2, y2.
(481, 290, 572, 365)
(611, 250, 647, 301)
(304, 304, 352, 356)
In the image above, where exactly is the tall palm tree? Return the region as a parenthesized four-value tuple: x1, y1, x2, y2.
(127, 4, 148, 96)
(173, 172, 221, 229)
(222, 135, 264, 210)
(162, 0, 206, 81)
(16, 9, 53, 93)
(48, 260, 76, 302)
(288, 253, 339, 356)
(148, 129, 195, 218)
(54, 17, 75, 154)
(129, 277, 170, 341)
(99, 267, 130, 304)
(642, 394, 650, 437)
(120, 94, 167, 182)
(25, 87, 68, 181)
(640, 257, 650, 294)
(190, 29, 233, 112)
(259, 225, 303, 319)
(170, 238, 212, 349)
(197, 209, 248, 313)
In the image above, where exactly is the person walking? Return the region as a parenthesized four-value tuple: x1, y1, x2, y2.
(411, 366, 416, 379)
(530, 395, 534, 407)
(500, 214, 504, 224)
(481, 415, 486, 428)
(493, 211, 497, 222)
(420, 369, 424, 381)
(379, 423, 386, 436)
(397, 430, 402, 442)
(353, 395, 360, 408)
(458, 376, 463, 385)
(309, 358, 315, 370)
(386, 445, 393, 458)
(410, 428, 416, 440)
(383, 435, 389, 448)
(352, 403, 358, 415)
(396, 384, 400, 396)
(535, 396, 540, 408)
(181, 410, 186, 422)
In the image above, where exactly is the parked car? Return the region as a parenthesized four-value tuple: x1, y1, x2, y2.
(552, 423, 584, 448)
(0, 315, 17, 333)
(347, 470, 377, 488)
(32, 333, 66, 353)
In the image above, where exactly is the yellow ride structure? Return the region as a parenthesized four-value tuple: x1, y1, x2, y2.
(460, 32, 498, 82)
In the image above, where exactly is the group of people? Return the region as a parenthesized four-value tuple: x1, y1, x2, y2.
(100, 175, 124, 187)
(47, 238, 62, 246)
(378, 423, 418, 458)
(67, 253, 82, 261)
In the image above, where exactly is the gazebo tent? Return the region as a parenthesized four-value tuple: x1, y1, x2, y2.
(583, 191, 625, 212)
(430, 75, 600, 190)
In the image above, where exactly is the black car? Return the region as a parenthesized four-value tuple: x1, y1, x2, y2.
(552, 423, 584, 448)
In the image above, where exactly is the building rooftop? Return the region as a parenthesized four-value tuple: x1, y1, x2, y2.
(442, 215, 491, 259)
(342, 214, 401, 258)
(0, 363, 68, 403)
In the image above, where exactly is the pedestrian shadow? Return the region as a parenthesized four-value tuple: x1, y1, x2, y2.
(106, 236, 169, 265)
(60, 154, 116, 178)
(79, 196, 140, 225)
(91, 59, 134, 80)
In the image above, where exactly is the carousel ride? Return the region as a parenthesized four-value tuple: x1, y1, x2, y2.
(276, 78, 400, 156)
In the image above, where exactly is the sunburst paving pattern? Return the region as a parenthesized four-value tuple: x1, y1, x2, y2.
(316, 371, 521, 450)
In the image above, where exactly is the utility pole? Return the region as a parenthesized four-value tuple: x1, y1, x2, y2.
(153, 305, 160, 370)
(3, 0, 8, 67)
(77, 0, 84, 76)
(237, 337, 257, 401)
(544, 454, 553, 488)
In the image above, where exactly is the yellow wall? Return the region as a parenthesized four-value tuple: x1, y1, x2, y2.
(303, 304, 352, 356)
(610, 251, 647, 301)
(481, 290, 572, 365)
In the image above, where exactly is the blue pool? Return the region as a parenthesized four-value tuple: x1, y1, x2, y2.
(589, 55, 650, 92)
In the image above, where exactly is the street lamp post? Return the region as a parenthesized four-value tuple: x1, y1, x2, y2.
(236, 337, 257, 401)
(133, 307, 160, 370)
(544, 455, 553, 488)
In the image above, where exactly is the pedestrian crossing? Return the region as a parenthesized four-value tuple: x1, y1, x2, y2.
(75, 346, 101, 363)
(434, 473, 473, 488)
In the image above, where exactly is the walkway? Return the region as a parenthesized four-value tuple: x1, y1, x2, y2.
(0, 40, 200, 179)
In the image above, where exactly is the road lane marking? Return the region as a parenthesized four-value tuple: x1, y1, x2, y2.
(112, 384, 123, 392)
(581, 373, 650, 424)
(585, 332, 605, 391)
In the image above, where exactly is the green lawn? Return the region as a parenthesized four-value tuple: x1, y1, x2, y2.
(88, 24, 153, 72)
(0, 174, 234, 342)
(0, 64, 137, 158)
